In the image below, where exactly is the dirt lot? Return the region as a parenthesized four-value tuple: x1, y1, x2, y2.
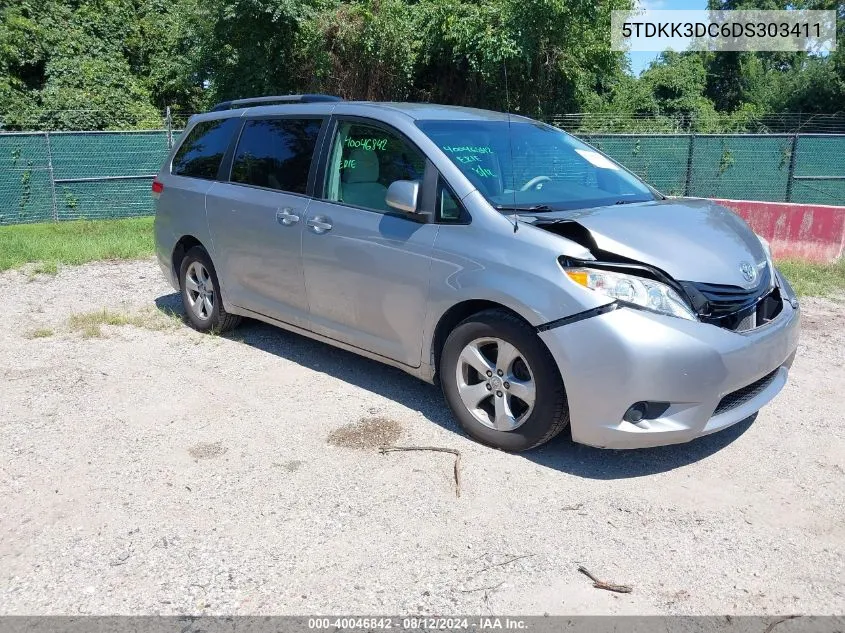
(1, 259, 843, 615)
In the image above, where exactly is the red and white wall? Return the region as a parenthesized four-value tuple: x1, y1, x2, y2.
(712, 199, 845, 263)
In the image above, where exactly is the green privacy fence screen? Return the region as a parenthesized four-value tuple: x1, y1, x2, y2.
(1, 129, 843, 225)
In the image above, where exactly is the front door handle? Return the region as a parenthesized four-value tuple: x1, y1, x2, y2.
(276, 207, 300, 226)
(307, 216, 333, 234)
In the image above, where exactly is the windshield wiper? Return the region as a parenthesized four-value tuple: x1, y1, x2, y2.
(494, 204, 555, 212)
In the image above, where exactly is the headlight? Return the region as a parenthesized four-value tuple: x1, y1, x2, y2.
(565, 267, 697, 320)
(757, 233, 772, 259)
(756, 233, 776, 289)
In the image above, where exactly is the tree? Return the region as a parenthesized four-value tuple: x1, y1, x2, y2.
(0, 0, 842, 131)
(0, 0, 163, 129)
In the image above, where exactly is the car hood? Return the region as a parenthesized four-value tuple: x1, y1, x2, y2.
(527, 198, 768, 287)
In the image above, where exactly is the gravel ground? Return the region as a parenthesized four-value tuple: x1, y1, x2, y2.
(0, 259, 843, 615)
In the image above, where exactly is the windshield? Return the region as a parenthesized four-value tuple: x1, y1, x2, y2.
(416, 119, 657, 211)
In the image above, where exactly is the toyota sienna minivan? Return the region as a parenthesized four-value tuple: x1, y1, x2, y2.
(153, 95, 800, 452)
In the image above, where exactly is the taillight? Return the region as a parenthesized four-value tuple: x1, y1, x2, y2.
(151, 179, 164, 195)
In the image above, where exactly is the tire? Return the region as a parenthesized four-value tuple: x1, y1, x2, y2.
(178, 246, 241, 333)
(439, 309, 569, 452)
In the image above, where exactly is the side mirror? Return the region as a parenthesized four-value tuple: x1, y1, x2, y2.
(385, 180, 420, 214)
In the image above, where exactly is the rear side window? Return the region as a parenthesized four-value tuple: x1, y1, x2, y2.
(231, 118, 323, 194)
(171, 118, 240, 180)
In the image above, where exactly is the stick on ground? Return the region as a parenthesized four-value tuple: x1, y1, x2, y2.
(459, 581, 504, 594)
(379, 445, 462, 497)
(477, 553, 535, 574)
(763, 615, 800, 633)
(578, 565, 633, 593)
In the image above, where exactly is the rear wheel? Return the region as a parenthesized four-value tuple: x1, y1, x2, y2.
(440, 309, 569, 451)
(179, 246, 241, 333)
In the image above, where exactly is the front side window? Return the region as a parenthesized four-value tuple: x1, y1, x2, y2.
(438, 178, 464, 222)
(323, 121, 426, 213)
(415, 119, 656, 212)
(231, 118, 323, 194)
(171, 118, 240, 180)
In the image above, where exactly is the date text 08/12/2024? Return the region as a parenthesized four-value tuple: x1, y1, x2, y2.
(307, 617, 528, 630)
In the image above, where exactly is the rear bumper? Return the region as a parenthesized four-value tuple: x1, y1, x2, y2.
(539, 298, 800, 449)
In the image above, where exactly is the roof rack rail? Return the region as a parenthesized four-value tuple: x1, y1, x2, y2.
(210, 94, 343, 112)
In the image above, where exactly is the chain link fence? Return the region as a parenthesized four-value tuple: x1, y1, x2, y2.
(0, 130, 180, 225)
(577, 133, 845, 203)
(1, 113, 843, 225)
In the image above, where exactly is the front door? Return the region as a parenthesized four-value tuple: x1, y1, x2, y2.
(301, 119, 438, 367)
(206, 117, 324, 329)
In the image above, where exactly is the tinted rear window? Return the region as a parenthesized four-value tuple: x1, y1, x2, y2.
(171, 118, 240, 180)
(231, 118, 323, 194)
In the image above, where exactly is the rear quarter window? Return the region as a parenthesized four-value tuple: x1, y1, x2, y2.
(171, 118, 241, 180)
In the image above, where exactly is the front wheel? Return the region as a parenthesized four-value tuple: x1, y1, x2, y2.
(439, 309, 569, 452)
(179, 246, 241, 333)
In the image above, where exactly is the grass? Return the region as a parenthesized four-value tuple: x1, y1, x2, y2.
(28, 261, 59, 276)
(0, 217, 154, 272)
(777, 258, 845, 298)
(25, 327, 55, 339)
(0, 217, 842, 298)
(68, 307, 183, 338)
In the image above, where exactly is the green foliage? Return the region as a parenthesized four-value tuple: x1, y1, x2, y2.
(38, 55, 162, 130)
(0, 0, 843, 131)
(615, 52, 716, 123)
(298, 0, 420, 101)
(0, 0, 633, 128)
(412, 0, 630, 115)
(0, 0, 165, 129)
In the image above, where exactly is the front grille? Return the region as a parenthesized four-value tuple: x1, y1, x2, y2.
(681, 266, 783, 331)
(690, 279, 770, 318)
(712, 369, 779, 416)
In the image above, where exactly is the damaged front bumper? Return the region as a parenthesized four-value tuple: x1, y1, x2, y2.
(538, 296, 800, 449)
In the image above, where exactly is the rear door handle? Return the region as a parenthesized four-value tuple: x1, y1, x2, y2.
(276, 207, 300, 226)
(307, 216, 333, 234)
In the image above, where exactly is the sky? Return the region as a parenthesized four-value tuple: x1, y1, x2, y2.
(628, 0, 708, 75)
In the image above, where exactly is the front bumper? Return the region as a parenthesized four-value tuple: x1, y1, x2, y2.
(539, 298, 800, 449)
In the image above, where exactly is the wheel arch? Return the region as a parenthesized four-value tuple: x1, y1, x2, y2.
(171, 235, 206, 284)
(430, 300, 534, 381)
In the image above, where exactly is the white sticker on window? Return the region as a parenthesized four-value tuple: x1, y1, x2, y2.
(575, 149, 620, 170)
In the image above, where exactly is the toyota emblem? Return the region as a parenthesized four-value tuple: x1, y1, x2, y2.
(739, 261, 756, 283)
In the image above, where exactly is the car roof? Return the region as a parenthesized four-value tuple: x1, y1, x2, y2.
(189, 101, 532, 125)
(342, 102, 517, 121)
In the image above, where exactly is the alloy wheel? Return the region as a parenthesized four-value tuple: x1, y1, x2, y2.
(455, 337, 536, 431)
(184, 261, 214, 321)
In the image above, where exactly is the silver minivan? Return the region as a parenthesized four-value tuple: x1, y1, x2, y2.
(153, 95, 800, 452)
